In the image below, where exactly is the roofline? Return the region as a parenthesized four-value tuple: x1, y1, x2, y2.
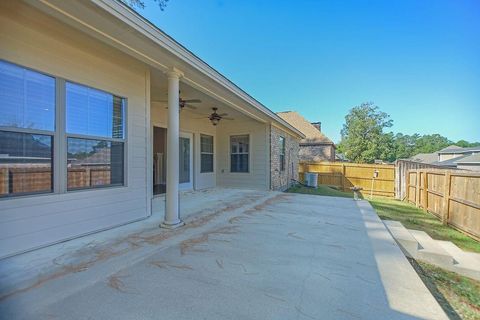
(438, 149, 480, 154)
(85, 0, 303, 137)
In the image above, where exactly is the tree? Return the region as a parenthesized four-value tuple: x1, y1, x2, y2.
(393, 133, 419, 159)
(338, 102, 394, 163)
(456, 140, 480, 148)
(122, 0, 169, 10)
(411, 134, 452, 154)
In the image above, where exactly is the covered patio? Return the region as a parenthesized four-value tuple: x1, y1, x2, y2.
(0, 190, 447, 319)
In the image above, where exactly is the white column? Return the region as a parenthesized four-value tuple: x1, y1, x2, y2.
(161, 68, 184, 228)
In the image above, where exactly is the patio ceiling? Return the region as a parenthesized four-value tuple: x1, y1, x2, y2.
(150, 69, 254, 122)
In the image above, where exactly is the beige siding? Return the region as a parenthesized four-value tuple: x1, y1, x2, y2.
(0, 2, 150, 258)
(150, 103, 217, 190)
(216, 120, 269, 190)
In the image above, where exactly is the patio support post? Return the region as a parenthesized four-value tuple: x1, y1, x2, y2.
(161, 68, 185, 229)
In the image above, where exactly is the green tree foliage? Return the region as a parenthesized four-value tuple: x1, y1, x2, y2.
(337, 102, 394, 163)
(338, 103, 479, 163)
(455, 140, 480, 148)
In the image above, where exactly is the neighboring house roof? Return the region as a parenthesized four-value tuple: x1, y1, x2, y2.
(430, 154, 470, 167)
(408, 153, 438, 164)
(455, 154, 480, 164)
(70, 148, 111, 166)
(276, 111, 334, 145)
(438, 145, 480, 154)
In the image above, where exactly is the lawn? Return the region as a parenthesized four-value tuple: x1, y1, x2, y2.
(370, 197, 480, 254)
(287, 184, 480, 319)
(413, 260, 480, 320)
(287, 184, 354, 198)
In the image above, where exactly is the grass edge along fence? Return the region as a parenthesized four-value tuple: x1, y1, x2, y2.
(406, 169, 480, 241)
(299, 162, 395, 198)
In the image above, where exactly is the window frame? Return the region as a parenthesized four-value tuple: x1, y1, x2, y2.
(229, 134, 250, 173)
(200, 134, 214, 173)
(0, 60, 56, 198)
(279, 136, 286, 172)
(0, 59, 128, 200)
(65, 80, 127, 191)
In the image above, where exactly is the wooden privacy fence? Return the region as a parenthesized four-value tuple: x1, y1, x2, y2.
(299, 162, 395, 198)
(407, 169, 480, 240)
(395, 159, 449, 200)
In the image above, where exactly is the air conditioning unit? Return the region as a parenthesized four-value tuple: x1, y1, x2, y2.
(304, 172, 318, 188)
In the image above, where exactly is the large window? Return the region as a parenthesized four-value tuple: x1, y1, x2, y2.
(230, 135, 249, 173)
(0, 61, 55, 197)
(200, 134, 214, 173)
(279, 136, 286, 171)
(66, 82, 125, 190)
(0, 60, 127, 198)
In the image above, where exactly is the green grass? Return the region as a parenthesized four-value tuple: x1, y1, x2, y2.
(287, 185, 354, 198)
(414, 261, 480, 320)
(370, 197, 480, 254)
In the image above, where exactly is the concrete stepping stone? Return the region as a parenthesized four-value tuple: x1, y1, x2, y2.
(383, 220, 419, 258)
(408, 230, 455, 267)
(383, 219, 480, 281)
(436, 241, 480, 281)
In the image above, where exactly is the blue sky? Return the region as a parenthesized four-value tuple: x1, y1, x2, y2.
(138, 0, 480, 143)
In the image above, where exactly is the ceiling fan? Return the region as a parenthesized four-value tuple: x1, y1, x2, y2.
(152, 97, 202, 110)
(203, 107, 234, 126)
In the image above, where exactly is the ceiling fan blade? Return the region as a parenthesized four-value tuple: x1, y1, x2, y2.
(222, 117, 234, 120)
(183, 99, 201, 103)
(185, 104, 197, 110)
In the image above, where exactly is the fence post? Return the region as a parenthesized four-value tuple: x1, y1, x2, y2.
(341, 163, 346, 191)
(442, 171, 451, 225)
(405, 170, 410, 202)
(423, 170, 428, 211)
(415, 170, 420, 207)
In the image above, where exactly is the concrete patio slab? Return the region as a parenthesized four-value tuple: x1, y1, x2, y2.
(0, 191, 447, 320)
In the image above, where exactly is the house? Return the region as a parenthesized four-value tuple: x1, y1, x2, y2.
(0, 0, 304, 259)
(407, 145, 480, 171)
(276, 111, 335, 162)
(437, 145, 480, 162)
(452, 154, 480, 171)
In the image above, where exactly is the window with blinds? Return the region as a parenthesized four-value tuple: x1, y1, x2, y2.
(200, 134, 214, 173)
(0, 60, 55, 197)
(66, 82, 125, 190)
(230, 135, 249, 173)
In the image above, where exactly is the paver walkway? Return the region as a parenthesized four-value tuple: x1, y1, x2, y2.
(0, 191, 447, 319)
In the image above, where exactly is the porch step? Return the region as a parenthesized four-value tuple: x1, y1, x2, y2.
(383, 220, 419, 258)
(383, 220, 480, 281)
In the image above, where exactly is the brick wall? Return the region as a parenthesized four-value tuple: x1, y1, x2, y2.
(299, 144, 335, 162)
(270, 126, 300, 190)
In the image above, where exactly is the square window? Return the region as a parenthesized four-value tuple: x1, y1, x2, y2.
(0, 131, 53, 197)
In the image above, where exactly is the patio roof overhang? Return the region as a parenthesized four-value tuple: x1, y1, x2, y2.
(28, 0, 304, 139)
